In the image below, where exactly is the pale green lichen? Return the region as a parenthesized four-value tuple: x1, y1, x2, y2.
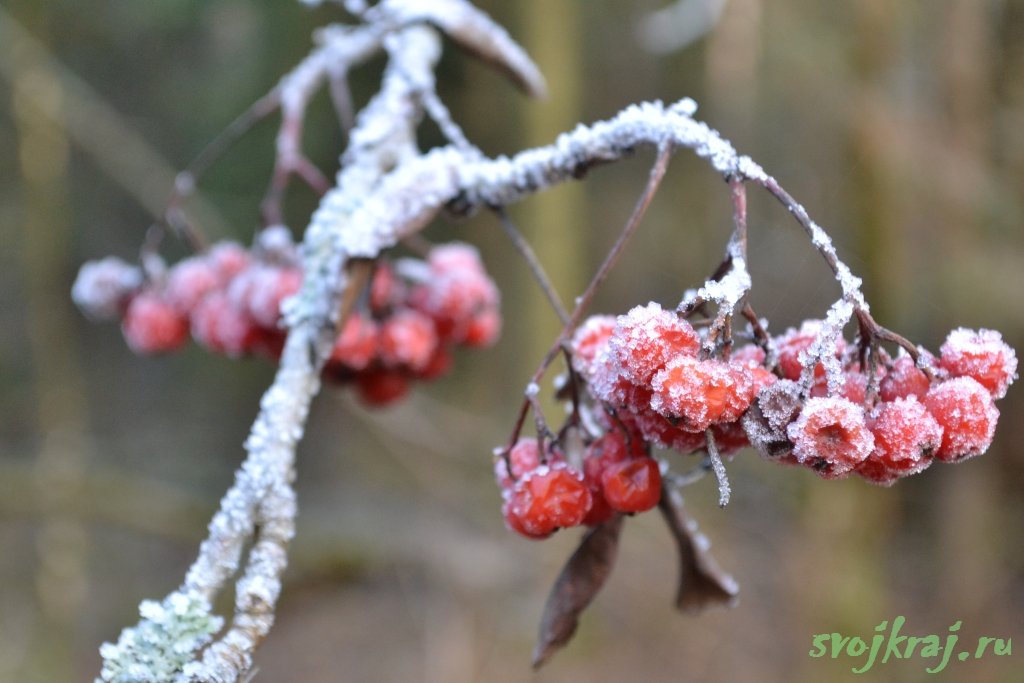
(97, 591, 223, 683)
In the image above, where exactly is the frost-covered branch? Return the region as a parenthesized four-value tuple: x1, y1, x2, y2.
(95, 1, 900, 680)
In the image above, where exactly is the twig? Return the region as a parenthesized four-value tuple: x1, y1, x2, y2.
(493, 208, 569, 325)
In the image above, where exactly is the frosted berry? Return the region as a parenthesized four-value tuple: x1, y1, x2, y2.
(774, 320, 845, 381)
(412, 244, 500, 343)
(650, 356, 756, 432)
(378, 309, 438, 372)
(165, 256, 221, 314)
(741, 379, 803, 461)
(237, 265, 302, 329)
(811, 369, 869, 405)
(121, 291, 189, 354)
(462, 308, 502, 348)
(495, 438, 544, 489)
(879, 354, 931, 402)
(939, 328, 1017, 399)
(923, 377, 999, 462)
(190, 291, 260, 357)
(503, 464, 592, 539)
(859, 397, 941, 484)
(369, 262, 403, 316)
(606, 302, 700, 386)
(71, 256, 143, 320)
(786, 396, 874, 478)
(570, 315, 616, 379)
(207, 241, 250, 280)
(600, 457, 662, 513)
(711, 420, 750, 456)
(627, 408, 708, 453)
(328, 313, 379, 371)
(413, 346, 453, 380)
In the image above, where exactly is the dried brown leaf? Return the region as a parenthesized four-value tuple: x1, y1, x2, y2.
(657, 490, 739, 614)
(531, 515, 622, 669)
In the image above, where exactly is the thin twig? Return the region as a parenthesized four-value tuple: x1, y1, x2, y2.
(494, 207, 570, 325)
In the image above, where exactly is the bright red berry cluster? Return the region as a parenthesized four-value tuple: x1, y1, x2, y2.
(561, 305, 1017, 492)
(574, 302, 775, 457)
(746, 324, 1016, 485)
(495, 422, 662, 540)
(72, 232, 501, 407)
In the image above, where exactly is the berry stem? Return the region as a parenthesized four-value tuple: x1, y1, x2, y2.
(494, 207, 570, 324)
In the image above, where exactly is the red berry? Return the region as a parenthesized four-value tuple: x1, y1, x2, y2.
(939, 328, 1017, 399)
(879, 354, 931, 402)
(570, 315, 616, 379)
(412, 346, 453, 380)
(72, 257, 143, 320)
(378, 310, 438, 372)
(786, 396, 874, 478)
(731, 343, 766, 366)
(354, 368, 411, 407)
(207, 241, 250, 280)
(711, 420, 750, 456)
(369, 261, 403, 316)
(503, 464, 592, 539)
(462, 307, 501, 348)
(190, 291, 261, 357)
(606, 302, 701, 386)
(411, 244, 500, 343)
(121, 291, 189, 354)
(627, 408, 708, 453)
(858, 397, 941, 484)
(329, 313, 379, 371)
(650, 356, 756, 432)
(923, 377, 999, 462)
(230, 265, 302, 329)
(774, 320, 845, 381)
(811, 369, 869, 404)
(600, 457, 662, 513)
(165, 256, 221, 314)
(494, 438, 544, 489)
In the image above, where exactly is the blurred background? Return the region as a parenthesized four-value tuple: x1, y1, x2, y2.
(1, 1, 1022, 681)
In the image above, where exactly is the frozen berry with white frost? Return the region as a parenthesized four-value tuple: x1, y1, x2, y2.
(858, 397, 941, 484)
(328, 313, 379, 371)
(378, 309, 438, 372)
(879, 354, 931, 402)
(165, 256, 221, 314)
(190, 291, 260, 357)
(121, 290, 189, 354)
(773, 320, 846, 381)
(786, 396, 874, 478)
(72, 257, 143, 320)
(923, 377, 999, 462)
(650, 356, 756, 432)
(570, 315, 616, 380)
(606, 302, 701, 387)
(939, 328, 1017, 399)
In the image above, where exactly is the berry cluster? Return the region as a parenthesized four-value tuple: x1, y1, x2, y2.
(495, 422, 662, 539)
(746, 325, 1016, 485)
(572, 303, 776, 457)
(72, 230, 501, 406)
(497, 302, 1016, 541)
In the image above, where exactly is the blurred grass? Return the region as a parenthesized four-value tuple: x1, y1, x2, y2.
(1, 1, 1022, 681)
